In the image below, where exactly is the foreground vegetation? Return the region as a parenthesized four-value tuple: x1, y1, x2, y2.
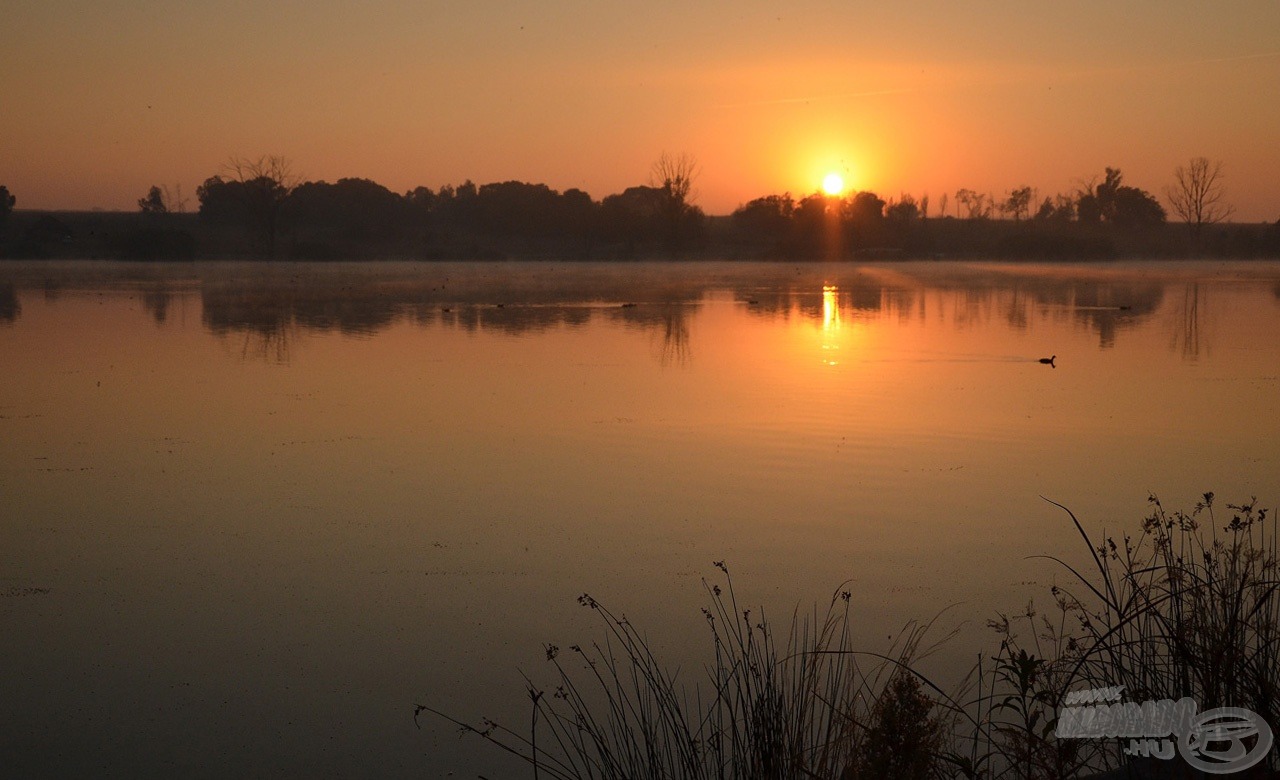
(419, 494, 1279, 778)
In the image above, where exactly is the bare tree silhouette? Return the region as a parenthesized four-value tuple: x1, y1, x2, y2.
(221, 155, 301, 257)
(649, 151, 699, 206)
(1166, 157, 1234, 250)
(955, 189, 991, 220)
(648, 152, 703, 254)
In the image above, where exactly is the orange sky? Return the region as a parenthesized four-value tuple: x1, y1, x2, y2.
(3, 1, 1279, 220)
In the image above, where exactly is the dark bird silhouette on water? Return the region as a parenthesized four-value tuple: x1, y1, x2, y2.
(1039, 355, 1056, 367)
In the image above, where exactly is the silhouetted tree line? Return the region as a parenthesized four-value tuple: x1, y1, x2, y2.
(3, 155, 1280, 261)
(187, 154, 708, 260)
(729, 166, 1195, 260)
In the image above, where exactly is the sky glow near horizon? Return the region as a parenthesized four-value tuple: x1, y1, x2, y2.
(3, 1, 1279, 220)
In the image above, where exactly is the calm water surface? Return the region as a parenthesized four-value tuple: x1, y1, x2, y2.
(2, 260, 1278, 776)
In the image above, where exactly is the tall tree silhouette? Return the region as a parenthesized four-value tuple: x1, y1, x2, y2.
(197, 155, 299, 257)
(138, 186, 168, 214)
(955, 189, 991, 220)
(1002, 186, 1034, 221)
(0, 186, 14, 227)
(649, 152, 703, 253)
(1079, 168, 1164, 227)
(845, 191, 887, 249)
(650, 152, 698, 207)
(1166, 157, 1234, 247)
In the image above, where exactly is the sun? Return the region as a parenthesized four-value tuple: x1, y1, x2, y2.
(821, 172, 845, 196)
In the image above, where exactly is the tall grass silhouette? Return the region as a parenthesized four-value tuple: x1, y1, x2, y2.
(418, 561, 954, 779)
(419, 494, 1280, 778)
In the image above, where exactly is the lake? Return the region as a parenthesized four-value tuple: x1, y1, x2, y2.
(2, 260, 1279, 777)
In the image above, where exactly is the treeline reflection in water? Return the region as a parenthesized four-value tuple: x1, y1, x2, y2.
(2, 261, 1278, 362)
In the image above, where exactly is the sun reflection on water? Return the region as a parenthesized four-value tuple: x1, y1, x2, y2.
(822, 284, 841, 365)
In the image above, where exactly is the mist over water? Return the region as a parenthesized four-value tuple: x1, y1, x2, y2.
(2, 260, 1279, 776)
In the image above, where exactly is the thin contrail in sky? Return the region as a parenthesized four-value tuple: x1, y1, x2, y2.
(1191, 50, 1280, 64)
(715, 88, 913, 109)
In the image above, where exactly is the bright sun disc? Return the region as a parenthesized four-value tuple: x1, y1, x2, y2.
(822, 172, 844, 196)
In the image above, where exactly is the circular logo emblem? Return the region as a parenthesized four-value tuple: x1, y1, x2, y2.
(1178, 707, 1273, 774)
